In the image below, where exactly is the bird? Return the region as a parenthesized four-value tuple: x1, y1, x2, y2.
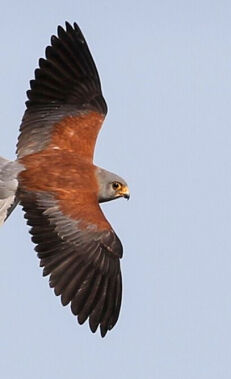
(0, 22, 130, 337)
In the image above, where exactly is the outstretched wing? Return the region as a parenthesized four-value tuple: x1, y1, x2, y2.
(17, 22, 107, 159)
(19, 187, 122, 337)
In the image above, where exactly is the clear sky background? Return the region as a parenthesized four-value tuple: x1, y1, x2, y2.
(0, 1, 231, 378)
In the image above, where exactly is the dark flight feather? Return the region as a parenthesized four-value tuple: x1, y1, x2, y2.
(20, 190, 122, 336)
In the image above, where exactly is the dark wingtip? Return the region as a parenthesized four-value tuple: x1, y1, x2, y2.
(100, 325, 108, 338)
(65, 21, 73, 33)
(57, 25, 65, 39)
(23, 20, 107, 115)
(89, 317, 98, 333)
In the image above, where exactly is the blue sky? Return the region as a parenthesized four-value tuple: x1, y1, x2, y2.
(1, 1, 231, 378)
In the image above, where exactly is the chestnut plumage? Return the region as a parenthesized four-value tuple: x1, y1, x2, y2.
(1, 22, 130, 337)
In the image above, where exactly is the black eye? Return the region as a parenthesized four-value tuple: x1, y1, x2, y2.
(112, 182, 120, 190)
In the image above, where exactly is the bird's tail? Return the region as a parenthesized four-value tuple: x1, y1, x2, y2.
(0, 157, 23, 226)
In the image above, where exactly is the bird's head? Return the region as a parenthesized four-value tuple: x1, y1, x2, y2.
(95, 167, 130, 203)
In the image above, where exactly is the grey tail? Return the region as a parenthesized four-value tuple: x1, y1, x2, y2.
(0, 157, 24, 226)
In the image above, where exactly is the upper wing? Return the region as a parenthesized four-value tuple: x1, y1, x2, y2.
(17, 22, 107, 159)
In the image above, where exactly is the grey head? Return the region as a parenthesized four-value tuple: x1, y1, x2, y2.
(95, 167, 130, 203)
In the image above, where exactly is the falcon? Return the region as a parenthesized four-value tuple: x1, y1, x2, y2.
(0, 22, 130, 337)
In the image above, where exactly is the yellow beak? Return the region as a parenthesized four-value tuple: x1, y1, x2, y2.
(119, 185, 130, 200)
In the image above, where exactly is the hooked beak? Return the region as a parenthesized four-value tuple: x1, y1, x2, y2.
(119, 185, 130, 200)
